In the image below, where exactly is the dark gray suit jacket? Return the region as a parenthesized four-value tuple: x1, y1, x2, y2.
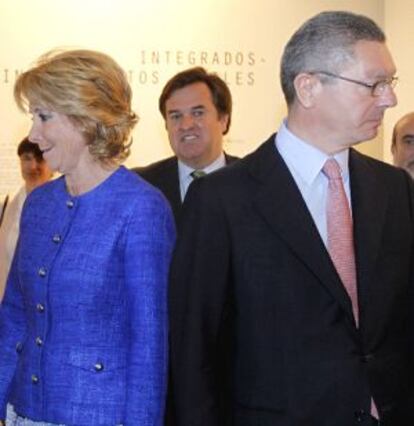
(133, 153, 239, 225)
(169, 134, 414, 426)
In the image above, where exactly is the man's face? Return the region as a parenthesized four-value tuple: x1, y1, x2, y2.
(312, 40, 397, 153)
(392, 115, 414, 177)
(164, 82, 229, 169)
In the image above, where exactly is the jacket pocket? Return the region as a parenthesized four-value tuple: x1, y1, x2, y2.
(67, 347, 127, 372)
(64, 347, 127, 405)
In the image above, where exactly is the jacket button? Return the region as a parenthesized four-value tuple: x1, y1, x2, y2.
(361, 353, 374, 363)
(31, 374, 39, 384)
(38, 267, 47, 277)
(94, 363, 104, 372)
(35, 337, 43, 346)
(15, 342, 23, 353)
(36, 303, 45, 313)
(52, 234, 62, 243)
(66, 200, 74, 209)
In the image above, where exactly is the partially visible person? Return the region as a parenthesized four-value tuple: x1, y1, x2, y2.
(134, 67, 238, 225)
(0, 197, 9, 228)
(391, 111, 414, 177)
(169, 11, 414, 426)
(0, 49, 175, 426)
(0, 137, 52, 301)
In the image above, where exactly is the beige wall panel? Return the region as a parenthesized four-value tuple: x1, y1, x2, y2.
(0, 0, 384, 197)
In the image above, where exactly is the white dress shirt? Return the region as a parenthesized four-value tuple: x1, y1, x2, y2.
(275, 120, 351, 246)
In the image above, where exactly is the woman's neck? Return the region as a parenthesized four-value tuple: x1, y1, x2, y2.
(65, 161, 118, 196)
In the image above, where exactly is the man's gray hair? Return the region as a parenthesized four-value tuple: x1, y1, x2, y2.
(280, 11, 385, 106)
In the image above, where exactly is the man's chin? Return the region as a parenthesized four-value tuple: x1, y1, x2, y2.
(364, 127, 379, 142)
(350, 129, 379, 147)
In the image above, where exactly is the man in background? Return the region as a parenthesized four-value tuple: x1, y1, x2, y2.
(0, 137, 52, 300)
(136, 66, 238, 426)
(391, 111, 414, 177)
(169, 11, 414, 426)
(134, 67, 238, 225)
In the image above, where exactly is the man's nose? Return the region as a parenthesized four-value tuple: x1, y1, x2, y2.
(379, 84, 397, 108)
(180, 114, 195, 129)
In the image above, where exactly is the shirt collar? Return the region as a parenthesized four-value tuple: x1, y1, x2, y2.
(178, 152, 226, 181)
(275, 120, 350, 185)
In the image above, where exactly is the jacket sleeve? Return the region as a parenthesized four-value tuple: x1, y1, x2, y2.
(123, 193, 175, 426)
(169, 178, 232, 426)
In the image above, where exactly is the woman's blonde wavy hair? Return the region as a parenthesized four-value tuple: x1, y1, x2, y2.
(14, 49, 138, 165)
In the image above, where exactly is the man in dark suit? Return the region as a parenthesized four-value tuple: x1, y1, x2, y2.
(134, 67, 238, 225)
(169, 11, 414, 426)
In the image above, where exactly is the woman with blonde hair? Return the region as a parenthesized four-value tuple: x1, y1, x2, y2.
(0, 49, 175, 425)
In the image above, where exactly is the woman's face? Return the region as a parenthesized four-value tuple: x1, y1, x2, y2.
(28, 106, 91, 175)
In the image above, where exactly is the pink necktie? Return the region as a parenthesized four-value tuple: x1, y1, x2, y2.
(323, 159, 379, 419)
(323, 158, 359, 325)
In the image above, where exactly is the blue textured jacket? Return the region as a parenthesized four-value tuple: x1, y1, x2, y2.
(0, 166, 175, 425)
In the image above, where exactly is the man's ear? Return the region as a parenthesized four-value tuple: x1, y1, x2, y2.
(219, 114, 230, 135)
(293, 73, 320, 109)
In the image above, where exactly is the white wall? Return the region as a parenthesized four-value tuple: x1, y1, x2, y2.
(0, 0, 385, 197)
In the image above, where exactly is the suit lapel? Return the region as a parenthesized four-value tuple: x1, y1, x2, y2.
(249, 137, 357, 326)
(349, 150, 389, 320)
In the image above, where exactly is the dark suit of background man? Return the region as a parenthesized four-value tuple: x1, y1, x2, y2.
(170, 10, 414, 426)
(134, 67, 238, 225)
(391, 111, 414, 178)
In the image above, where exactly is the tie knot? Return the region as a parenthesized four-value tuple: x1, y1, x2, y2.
(190, 170, 206, 180)
(322, 158, 342, 180)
